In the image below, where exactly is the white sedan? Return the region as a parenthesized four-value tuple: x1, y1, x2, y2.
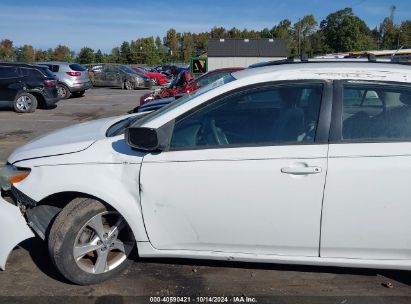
(2, 61, 411, 285)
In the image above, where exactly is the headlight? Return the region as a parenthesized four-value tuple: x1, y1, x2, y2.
(0, 163, 31, 191)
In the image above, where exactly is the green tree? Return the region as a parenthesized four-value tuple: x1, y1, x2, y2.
(227, 27, 241, 38)
(35, 49, 48, 61)
(77, 47, 95, 64)
(120, 41, 132, 64)
(16, 44, 35, 62)
(182, 33, 194, 62)
(320, 8, 376, 52)
(399, 21, 411, 48)
(155, 36, 162, 49)
(272, 19, 295, 54)
(261, 28, 273, 38)
(379, 18, 400, 49)
(0, 39, 15, 62)
(53, 45, 73, 61)
(294, 15, 318, 55)
(164, 28, 178, 60)
(46, 48, 54, 61)
(210, 26, 227, 38)
(94, 49, 104, 63)
(308, 31, 329, 55)
(108, 47, 121, 63)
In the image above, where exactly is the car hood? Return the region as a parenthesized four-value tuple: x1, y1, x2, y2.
(9, 115, 131, 164)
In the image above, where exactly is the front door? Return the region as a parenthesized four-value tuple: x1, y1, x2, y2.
(321, 81, 411, 259)
(140, 81, 331, 256)
(0, 66, 20, 104)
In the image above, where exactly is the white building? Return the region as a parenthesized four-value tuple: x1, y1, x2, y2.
(207, 38, 288, 70)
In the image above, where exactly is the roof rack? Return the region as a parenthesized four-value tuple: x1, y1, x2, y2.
(248, 53, 411, 68)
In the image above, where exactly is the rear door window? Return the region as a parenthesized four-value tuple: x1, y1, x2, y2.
(342, 83, 411, 141)
(69, 64, 86, 72)
(0, 67, 19, 78)
(51, 65, 60, 72)
(21, 68, 45, 79)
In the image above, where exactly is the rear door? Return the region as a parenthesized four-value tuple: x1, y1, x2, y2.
(321, 81, 411, 259)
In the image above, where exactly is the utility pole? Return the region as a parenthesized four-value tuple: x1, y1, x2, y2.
(390, 5, 396, 23)
(298, 17, 301, 56)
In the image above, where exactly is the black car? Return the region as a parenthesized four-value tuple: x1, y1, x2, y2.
(0, 62, 60, 113)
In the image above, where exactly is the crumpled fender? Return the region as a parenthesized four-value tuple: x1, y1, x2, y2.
(0, 196, 34, 270)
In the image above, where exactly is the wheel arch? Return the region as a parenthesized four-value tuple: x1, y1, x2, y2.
(58, 82, 72, 92)
(27, 190, 148, 243)
(26, 90, 45, 107)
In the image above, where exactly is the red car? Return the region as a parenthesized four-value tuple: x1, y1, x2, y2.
(132, 67, 168, 86)
(140, 67, 243, 106)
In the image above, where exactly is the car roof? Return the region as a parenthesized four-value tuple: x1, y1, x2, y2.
(36, 61, 73, 66)
(0, 62, 50, 70)
(232, 61, 411, 83)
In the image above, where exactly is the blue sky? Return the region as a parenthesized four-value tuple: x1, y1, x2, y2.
(0, 0, 410, 52)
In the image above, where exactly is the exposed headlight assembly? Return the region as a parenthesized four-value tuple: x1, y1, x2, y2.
(0, 163, 31, 191)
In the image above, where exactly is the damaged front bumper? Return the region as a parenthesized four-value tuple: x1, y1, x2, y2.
(0, 195, 34, 270)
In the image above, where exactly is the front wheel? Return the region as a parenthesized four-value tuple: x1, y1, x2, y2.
(48, 198, 135, 285)
(123, 80, 134, 90)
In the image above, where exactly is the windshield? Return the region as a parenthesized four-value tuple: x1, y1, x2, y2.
(132, 74, 236, 127)
(106, 113, 150, 137)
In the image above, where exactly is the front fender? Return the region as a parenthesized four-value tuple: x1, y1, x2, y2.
(0, 196, 34, 270)
(14, 163, 149, 242)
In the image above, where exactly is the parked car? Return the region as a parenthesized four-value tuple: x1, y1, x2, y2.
(36, 62, 92, 99)
(132, 67, 168, 86)
(140, 67, 243, 106)
(3, 61, 411, 285)
(0, 62, 59, 113)
(88, 64, 151, 90)
(155, 65, 187, 77)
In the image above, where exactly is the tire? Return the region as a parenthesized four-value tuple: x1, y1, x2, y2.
(72, 90, 85, 98)
(48, 198, 135, 285)
(151, 78, 158, 86)
(123, 80, 134, 90)
(57, 84, 71, 99)
(13, 93, 38, 113)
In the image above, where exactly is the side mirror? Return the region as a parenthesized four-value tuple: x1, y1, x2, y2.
(125, 127, 159, 151)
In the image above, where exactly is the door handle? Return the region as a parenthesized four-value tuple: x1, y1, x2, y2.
(281, 166, 322, 175)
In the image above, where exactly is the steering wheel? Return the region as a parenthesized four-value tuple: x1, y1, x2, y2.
(210, 119, 229, 145)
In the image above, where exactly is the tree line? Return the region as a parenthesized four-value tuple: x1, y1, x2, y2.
(1, 8, 410, 66)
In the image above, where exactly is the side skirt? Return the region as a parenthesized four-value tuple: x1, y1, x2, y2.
(136, 241, 411, 271)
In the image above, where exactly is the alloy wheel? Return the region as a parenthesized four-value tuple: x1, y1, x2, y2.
(73, 211, 130, 274)
(57, 85, 67, 98)
(15, 95, 33, 111)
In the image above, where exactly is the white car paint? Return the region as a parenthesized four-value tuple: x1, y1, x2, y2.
(322, 142, 411, 260)
(2, 62, 411, 273)
(140, 145, 327, 255)
(9, 116, 130, 164)
(0, 196, 34, 269)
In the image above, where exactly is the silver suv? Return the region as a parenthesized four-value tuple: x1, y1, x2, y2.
(36, 62, 92, 99)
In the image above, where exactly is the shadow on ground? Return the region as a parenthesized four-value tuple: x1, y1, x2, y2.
(19, 237, 411, 288)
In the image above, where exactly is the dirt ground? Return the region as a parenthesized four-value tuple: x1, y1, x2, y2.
(1, 88, 411, 304)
